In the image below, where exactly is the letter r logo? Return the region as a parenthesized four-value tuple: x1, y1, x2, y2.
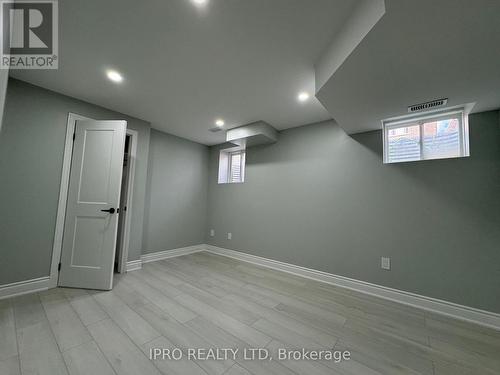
(1, 1, 54, 54)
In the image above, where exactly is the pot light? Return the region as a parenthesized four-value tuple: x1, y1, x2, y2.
(191, 0, 208, 6)
(297, 92, 310, 102)
(215, 119, 225, 127)
(106, 70, 123, 83)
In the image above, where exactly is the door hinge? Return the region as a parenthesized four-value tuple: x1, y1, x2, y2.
(58, 262, 61, 272)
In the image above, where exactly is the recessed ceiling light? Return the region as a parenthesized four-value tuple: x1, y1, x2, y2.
(297, 92, 310, 102)
(191, 0, 208, 6)
(106, 70, 123, 83)
(215, 119, 225, 127)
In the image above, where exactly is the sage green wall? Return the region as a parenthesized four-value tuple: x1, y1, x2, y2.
(0, 79, 150, 285)
(2, 77, 499, 314)
(142, 129, 209, 253)
(206, 110, 500, 313)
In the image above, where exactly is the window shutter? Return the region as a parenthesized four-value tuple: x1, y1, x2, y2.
(230, 152, 242, 183)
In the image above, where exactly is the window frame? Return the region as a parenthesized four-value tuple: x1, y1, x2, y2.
(382, 108, 469, 164)
(218, 149, 246, 184)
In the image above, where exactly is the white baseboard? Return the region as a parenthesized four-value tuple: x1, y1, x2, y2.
(126, 244, 205, 272)
(142, 244, 204, 264)
(204, 245, 500, 331)
(126, 259, 142, 272)
(0, 276, 50, 300)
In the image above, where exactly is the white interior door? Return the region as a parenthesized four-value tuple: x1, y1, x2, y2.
(58, 120, 126, 290)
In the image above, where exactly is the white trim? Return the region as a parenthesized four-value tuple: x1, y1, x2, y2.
(0, 277, 50, 300)
(204, 245, 500, 331)
(49, 113, 92, 288)
(142, 245, 205, 264)
(125, 260, 142, 272)
(117, 129, 138, 273)
(382, 106, 471, 164)
(94, 242, 500, 330)
(125, 245, 205, 272)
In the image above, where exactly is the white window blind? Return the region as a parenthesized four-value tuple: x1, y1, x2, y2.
(383, 109, 469, 164)
(229, 151, 245, 183)
(386, 124, 421, 163)
(229, 152, 242, 182)
(218, 149, 246, 184)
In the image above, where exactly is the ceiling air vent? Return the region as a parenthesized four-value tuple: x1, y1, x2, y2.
(209, 127, 223, 133)
(408, 98, 448, 113)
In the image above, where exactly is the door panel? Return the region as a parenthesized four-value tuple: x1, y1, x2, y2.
(78, 130, 114, 203)
(59, 120, 126, 290)
(71, 216, 106, 268)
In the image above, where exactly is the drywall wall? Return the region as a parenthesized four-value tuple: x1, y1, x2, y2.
(206, 110, 500, 313)
(0, 79, 150, 285)
(142, 129, 209, 253)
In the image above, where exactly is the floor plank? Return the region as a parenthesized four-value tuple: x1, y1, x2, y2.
(12, 293, 46, 330)
(87, 319, 161, 375)
(0, 355, 21, 375)
(222, 294, 338, 348)
(177, 283, 260, 325)
(174, 292, 271, 347)
(132, 303, 233, 375)
(119, 274, 197, 323)
(0, 299, 18, 361)
(17, 320, 69, 375)
(61, 288, 109, 326)
(39, 289, 93, 352)
(62, 340, 116, 375)
(2, 252, 499, 375)
(91, 290, 160, 346)
(224, 363, 253, 375)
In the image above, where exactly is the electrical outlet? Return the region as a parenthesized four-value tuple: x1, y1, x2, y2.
(227, 232, 232, 240)
(210, 229, 215, 237)
(381, 257, 391, 270)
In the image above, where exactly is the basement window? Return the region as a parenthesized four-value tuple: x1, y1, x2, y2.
(218, 150, 246, 184)
(383, 109, 469, 164)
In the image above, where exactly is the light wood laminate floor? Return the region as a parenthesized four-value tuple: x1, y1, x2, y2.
(1, 252, 499, 375)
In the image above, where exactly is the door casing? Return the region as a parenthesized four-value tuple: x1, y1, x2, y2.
(116, 129, 137, 273)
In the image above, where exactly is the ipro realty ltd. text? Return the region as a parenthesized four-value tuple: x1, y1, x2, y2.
(150, 347, 351, 362)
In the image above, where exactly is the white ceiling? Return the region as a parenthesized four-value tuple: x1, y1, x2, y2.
(11, 0, 359, 145)
(316, 0, 500, 134)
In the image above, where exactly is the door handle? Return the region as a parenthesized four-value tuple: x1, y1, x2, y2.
(101, 208, 116, 214)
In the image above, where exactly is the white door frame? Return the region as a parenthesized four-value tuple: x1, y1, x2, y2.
(49, 113, 136, 288)
(117, 129, 137, 273)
